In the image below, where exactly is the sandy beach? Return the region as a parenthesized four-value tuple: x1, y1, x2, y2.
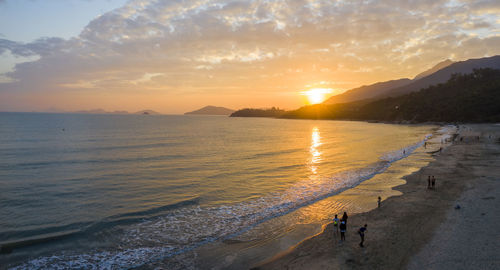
(254, 124, 500, 270)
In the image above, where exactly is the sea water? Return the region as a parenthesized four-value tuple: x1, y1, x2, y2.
(0, 113, 452, 269)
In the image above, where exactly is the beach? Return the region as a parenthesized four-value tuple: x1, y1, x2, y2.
(254, 124, 500, 270)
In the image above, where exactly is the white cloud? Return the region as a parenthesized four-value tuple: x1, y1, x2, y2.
(0, 0, 499, 112)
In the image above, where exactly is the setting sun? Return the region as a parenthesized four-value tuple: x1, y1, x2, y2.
(301, 88, 333, 104)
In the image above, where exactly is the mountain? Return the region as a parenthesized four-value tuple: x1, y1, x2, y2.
(380, 55, 500, 98)
(323, 78, 411, 105)
(357, 68, 500, 122)
(323, 56, 498, 105)
(282, 68, 500, 123)
(413, 59, 454, 80)
(184, 106, 235, 115)
(135, 110, 160, 115)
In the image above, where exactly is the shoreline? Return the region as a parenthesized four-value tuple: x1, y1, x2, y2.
(253, 124, 500, 269)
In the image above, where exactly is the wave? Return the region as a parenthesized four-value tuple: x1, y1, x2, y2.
(9, 136, 431, 269)
(247, 148, 303, 159)
(0, 141, 182, 154)
(1, 198, 200, 255)
(0, 153, 188, 170)
(380, 133, 432, 162)
(0, 230, 81, 255)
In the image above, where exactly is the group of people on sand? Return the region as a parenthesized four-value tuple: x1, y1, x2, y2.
(332, 212, 368, 247)
(427, 175, 436, 189)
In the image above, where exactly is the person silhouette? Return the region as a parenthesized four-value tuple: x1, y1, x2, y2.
(341, 211, 348, 225)
(358, 224, 367, 247)
(339, 221, 346, 242)
(333, 214, 340, 234)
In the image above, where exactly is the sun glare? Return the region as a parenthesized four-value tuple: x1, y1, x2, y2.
(301, 88, 333, 104)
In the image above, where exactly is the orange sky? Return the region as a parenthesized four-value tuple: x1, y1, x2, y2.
(0, 0, 499, 114)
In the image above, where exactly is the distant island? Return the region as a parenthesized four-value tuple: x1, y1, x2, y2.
(230, 107, 287, 118)
(135, 110, 160, 115)
(184, 106, 235, 115)
(62, 109, 161, 115)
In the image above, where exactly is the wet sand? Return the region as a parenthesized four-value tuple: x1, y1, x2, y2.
(254, 124, 500, 270)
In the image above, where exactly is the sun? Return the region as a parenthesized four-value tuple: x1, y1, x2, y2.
(301, 88, 333, 104)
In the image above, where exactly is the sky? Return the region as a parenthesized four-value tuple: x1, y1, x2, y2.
(0, 0, 499, 114)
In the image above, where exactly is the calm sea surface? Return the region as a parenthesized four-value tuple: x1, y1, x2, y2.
(0, 113, 451, 269)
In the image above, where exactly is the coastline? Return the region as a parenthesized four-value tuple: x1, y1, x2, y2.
(253, 124, 500, 269)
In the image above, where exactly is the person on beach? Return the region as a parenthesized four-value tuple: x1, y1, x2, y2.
(427, 175, 431, 189)
(358, 224, 367, 247)
(341, 212, 348, 225)
(333, 214, 340, 234)
(431, 176, 436, 189)
(339, 221, 346, 242)
(377, 196, 381, 208)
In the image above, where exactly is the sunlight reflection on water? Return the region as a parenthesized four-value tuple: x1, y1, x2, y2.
(309, 127, 322, 176)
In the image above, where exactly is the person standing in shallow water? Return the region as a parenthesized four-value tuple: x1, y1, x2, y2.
(377, 196, 381, 208)
(358, 224, 367, 247)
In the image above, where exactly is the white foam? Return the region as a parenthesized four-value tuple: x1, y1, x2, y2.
(9, 246, 176, 270)
(380, 134, 430, 162)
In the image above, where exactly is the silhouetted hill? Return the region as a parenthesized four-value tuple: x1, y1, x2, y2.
(323, 78, 411, 105)
(75, 109, 108, 114)
(282, 68, 500, 123)
(135, 110, 160, 115)
(185, 106, 235, 115)
(111, 110, 129, 114)
(380, 55, 500, 98)
(413, 59, 454, 80)
(323, 56, 498, 105)
(230, 107, 286, 117)
(71, 109, 129, 114)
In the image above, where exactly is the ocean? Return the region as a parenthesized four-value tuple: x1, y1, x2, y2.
(0, 113, 452, 269)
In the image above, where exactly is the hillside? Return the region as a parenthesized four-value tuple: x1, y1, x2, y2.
(413, 59, 454, 80)
(184, 106, 235, 115)
(323, 78, 411, 105)
(323, 55, 499, 105)
(380, 55, 500, 98)
(282, 68, 500, 123)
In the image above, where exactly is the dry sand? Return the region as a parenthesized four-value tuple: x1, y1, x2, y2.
(253, 124, 500, 270)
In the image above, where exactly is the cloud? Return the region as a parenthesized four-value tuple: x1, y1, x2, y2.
(0, 0, 499, 112)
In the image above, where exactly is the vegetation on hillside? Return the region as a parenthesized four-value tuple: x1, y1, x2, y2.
(230, 107, 286, 117)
